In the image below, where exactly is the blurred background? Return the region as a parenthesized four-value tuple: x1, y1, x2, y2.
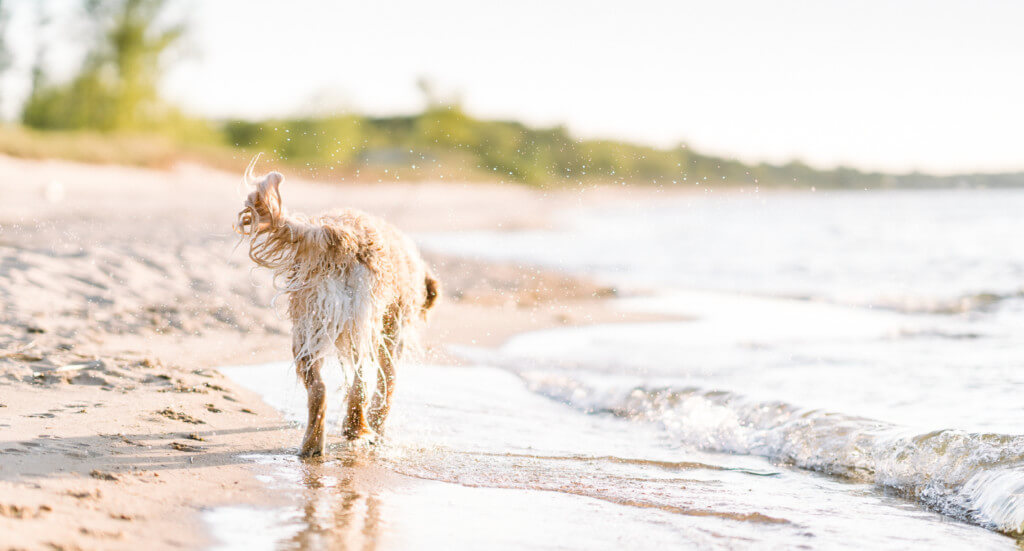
(0, 0, 1021, 187)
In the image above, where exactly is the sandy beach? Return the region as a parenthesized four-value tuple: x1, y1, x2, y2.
(0, 155, 670, 550)
(7, 155, 1024, 550)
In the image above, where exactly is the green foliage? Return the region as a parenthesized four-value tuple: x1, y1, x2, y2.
(0, 0, 12, 112)
(225, 116, 365, 166)
(22, 0, 190, 132)
(0, 1, 10, 74)
(227, 105, 769, 187)
(219, 107, 961, 188)
(0, 123, 237, 168)
(22, 70, 116, 130)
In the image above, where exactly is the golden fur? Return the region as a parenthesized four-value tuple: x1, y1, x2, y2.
(235, 162, 438, 457)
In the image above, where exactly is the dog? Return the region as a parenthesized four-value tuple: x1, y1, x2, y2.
(235, 159, 439, 457)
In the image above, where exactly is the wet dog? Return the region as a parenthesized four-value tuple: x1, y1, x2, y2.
(235, 160, 438, 457)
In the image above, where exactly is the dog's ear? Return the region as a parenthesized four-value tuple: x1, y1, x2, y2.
(256, 172, 285, 223)
(263, 171, 284, 206)
(265, 171, 283, 194)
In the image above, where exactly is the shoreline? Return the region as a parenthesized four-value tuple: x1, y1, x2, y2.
(0, 155, 681, 550)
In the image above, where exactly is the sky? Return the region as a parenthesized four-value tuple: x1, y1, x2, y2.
(4, 0, 1024, 174)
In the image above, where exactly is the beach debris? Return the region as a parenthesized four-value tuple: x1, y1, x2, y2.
(89, 469, 119, 482)
(156, 408, 205, 424)
(110, 512, 134, 521)
(204, 403, 222, 413)
(240, 408, 256, 415)
(170, 441, 203, 453)
(185, 433, 205, 441)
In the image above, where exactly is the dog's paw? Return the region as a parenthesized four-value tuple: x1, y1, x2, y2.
(343, 431, 380, 450)
(342, 425, 373, 441)
(298, 443, 326, 460)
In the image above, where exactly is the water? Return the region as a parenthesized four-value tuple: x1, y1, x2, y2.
(214, 363, 1012, 549)
(422, 189, 1024, 312)
(211, 189, 1024, 548)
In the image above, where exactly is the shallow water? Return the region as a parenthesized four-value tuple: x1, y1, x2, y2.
(214, 362, 1014, 549)
(421, 189, 1024, 312)
(415, 189, 1024, 541)
(211, 189, 1024, 548)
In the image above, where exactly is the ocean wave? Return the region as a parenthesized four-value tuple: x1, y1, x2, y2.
(522, 372, 1024, 535)
(764, 289, 1024, 317)
(866, 290, 1024, 315)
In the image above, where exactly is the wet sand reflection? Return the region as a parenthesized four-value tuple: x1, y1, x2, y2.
(287, 450, 382, 551)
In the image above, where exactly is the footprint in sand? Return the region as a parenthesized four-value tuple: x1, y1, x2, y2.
(155, 408, 205, 424)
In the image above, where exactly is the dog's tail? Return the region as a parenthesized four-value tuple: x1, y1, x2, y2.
(423, 272, 440, 314)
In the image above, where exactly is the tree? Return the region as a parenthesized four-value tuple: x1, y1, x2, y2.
(22, 0, 185, 131)
(0, 0, 12, 115)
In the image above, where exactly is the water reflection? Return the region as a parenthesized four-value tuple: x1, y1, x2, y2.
(287, 450, 382, 551)
(205, 448, 385, 551)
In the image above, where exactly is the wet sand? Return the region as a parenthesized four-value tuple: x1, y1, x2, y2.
(0, 155, 674, 550)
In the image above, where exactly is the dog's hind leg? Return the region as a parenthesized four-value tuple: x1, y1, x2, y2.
(342, 368, 372, 441)
(369, 314, 400, 434)
(291, 295, 331, 458)
(368, 349, 395, 434)
(295, 343, 327, 458)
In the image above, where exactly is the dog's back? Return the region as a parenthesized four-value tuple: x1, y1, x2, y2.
(285, 208, 436, 370)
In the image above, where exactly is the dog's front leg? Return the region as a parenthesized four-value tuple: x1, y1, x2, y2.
(299, 358, 327, 458)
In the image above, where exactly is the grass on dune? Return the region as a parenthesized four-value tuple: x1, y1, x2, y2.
(0, 125, 248, 171)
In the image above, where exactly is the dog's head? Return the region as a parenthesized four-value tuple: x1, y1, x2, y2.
(235, 162, 285, 237)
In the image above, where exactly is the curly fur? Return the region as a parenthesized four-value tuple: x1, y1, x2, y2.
(235, 163, 438, 456)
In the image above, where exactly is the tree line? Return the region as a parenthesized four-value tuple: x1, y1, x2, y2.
(2, 0, 1019, 188)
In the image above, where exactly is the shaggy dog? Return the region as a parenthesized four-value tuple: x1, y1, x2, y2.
(235, 160, 438, 457)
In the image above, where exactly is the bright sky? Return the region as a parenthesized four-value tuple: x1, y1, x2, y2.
(6, 0, 1024, 173)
